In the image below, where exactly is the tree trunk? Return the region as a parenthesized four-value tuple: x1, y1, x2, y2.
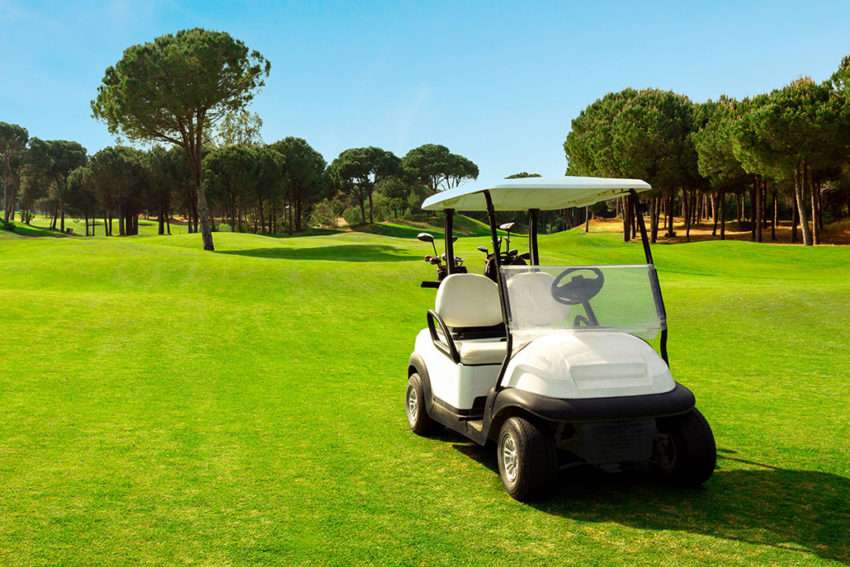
(3, 165, 15, 223)
(623, 195, 632, 242)
(735, 193, 744, 225)
(810, 175, 819, 245)
(791, 196, 798, 243)
(665, 194, 674, 237)
(649, 197, 658, 243)
(719, 190, 726, 240)
(584, 206, 591, 232)
(771, 190, 778, 241)
(756, 180, 763, 243)
(750, 181, 757, 241)
(684, 189, 692, 242)
(287, 199, 294, 234)
(711, 192, 718, 237)
(795, 163, 812, 246)
(190, 154, 214, 250)
(654, 196, 662, 242)
(296, 195, 303, 232)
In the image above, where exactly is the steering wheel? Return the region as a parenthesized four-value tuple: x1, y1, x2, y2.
(551, 267, 605, 305)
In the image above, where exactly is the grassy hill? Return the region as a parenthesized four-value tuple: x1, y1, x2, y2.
(0, 227, 848, 565)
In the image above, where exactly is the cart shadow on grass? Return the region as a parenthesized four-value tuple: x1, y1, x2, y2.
(451, 442, 850, 563)
(218, 244, 418, 262)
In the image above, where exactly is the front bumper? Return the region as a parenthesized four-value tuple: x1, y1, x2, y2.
(494, 383, 696, 423)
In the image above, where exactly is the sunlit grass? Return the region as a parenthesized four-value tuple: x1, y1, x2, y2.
(0, 226, 848, 565)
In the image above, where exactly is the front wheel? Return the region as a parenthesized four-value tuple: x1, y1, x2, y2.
(654, 409, 716, 486)
(496, 417, 558, 502)
(406, 373, 438, 436)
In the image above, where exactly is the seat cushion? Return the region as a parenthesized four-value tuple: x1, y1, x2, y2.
(458, 340, 507, 365)
(436, 274, 502, 328)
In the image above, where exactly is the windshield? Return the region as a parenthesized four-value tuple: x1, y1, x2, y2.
(500, 265, 666, 340)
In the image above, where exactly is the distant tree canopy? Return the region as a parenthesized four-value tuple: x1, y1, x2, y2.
(565, 88, 698, 241)
(401, 144, 478, 194)
(85, 146, 147, 236)
(506, 172, 542, 178)
(564, 62, 850, 245)
(91, 28, 271, 251)
(330, 147, 401, 224)
(203, 144, 285, 233)
(15, 138, 88, 232)
(269, 137, 328, 233)
(0, 122, 29, 223)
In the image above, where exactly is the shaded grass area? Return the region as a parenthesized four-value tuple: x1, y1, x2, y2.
(0, 228, 848, 565)
(1, 213, 489, 241)
(219, 244, 417, 262)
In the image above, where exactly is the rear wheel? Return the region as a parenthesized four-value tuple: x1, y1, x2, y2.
(406, 373, 438, 436)
(496, 417, 558, 502)
(654, 409, 716, 486)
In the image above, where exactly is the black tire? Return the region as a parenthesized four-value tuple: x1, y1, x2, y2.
(496, 416, 558, 502)
(654, 408, 716, 486)
(406, 373, 438, 436)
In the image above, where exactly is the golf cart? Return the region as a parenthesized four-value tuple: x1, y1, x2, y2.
(405, 176, 716, 501)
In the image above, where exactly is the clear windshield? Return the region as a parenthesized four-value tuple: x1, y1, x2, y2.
(500, 265, 666, 340)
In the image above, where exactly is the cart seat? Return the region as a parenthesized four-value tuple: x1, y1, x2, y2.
(434, 274, 506, 364)
(435, 273, 503, 327)
(457, 339, 507, 365)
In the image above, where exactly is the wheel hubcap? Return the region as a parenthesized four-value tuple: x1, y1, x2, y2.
(502, 433, 519, 483)
(406, 385, 418, 425)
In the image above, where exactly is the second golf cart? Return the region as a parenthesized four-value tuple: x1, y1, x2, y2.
(406, 176, 716, 501)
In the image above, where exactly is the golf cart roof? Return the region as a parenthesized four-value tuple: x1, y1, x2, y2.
(421, 176, 651, 212)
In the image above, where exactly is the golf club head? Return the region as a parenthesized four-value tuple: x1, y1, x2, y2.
(477, 246, 489, 253)
(499, 222, 516, 232)
(417, 232, 434, 243)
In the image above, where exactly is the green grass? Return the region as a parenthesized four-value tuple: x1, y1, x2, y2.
(1, 226, 848, 565)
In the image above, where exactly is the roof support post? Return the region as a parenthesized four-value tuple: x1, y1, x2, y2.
(444, 208, 455, 274)
(528, 208, 540, 265)
(484, 190, 513, 393)
(631, 189, 669, 366)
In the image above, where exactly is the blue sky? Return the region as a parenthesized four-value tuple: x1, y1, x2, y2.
(3, 1, 850, 177)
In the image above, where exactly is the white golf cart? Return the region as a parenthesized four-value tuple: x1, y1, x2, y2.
(406, 176, 716, 501)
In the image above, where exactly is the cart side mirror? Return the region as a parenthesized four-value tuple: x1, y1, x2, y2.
(417, 232, 434, 243)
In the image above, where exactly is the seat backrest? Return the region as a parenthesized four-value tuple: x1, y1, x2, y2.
(506, 271, 572, 330)
(435, 274, 503, 328)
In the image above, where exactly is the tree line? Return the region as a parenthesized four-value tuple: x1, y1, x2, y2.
(0, 122, 479, 237)
(0, 29, 479, 244)
(564, 58, 850, 245)
(5, 27, 850, 247)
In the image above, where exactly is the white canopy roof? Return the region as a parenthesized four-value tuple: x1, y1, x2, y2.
(421, 176, 651, 212)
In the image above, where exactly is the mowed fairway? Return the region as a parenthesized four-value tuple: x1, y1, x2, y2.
(1, 227, 848, 565)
